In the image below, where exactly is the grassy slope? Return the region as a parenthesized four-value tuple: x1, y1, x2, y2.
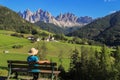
(0, 31, 31, 76)
(0, 53, 28, 76)
(0, 34, 30, 49)
(0, 30, 15, 34)
(0, 31, 102, 76)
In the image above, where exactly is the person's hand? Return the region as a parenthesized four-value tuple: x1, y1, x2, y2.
(44, 60, 50, 63)
(38, 60, 50, 64)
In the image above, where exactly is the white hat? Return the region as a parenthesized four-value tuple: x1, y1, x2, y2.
(28, 48, 38, 55)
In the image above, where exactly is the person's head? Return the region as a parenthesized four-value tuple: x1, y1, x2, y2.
(28, 48, 38, 55)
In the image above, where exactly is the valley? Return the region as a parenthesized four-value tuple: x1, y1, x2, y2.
(0, 4, 120, 80)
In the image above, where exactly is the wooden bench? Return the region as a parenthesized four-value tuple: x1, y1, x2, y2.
(7, 60, 60, 80)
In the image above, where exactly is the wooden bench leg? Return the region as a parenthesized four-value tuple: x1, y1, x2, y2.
(7, 73, 11, 80)
(7, 75, 10, 80)
(7, 70, 11, 80)
(51, 73, 54, 80)
(55, 74, 58, 80)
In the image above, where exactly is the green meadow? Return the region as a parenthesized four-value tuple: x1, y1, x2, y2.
(0, 34, 30, 49)
(0, 30, 101, 76)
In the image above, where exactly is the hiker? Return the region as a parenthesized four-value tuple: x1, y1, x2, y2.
(27, 48, 50, 80)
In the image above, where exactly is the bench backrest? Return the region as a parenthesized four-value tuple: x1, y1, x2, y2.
(7, 60, 58, 71)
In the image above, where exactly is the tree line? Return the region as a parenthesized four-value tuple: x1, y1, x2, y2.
(58, 45, 120, 80)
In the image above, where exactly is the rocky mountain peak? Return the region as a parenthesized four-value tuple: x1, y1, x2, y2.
(36, 9, 43, 13)
(19, 9, 93, 27)
(56, 13, 78, 22)
(77, 16, 93, 24)
(24, 9, 33, 15)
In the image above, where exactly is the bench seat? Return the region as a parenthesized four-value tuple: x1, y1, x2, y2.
(7, 60, 60, 80)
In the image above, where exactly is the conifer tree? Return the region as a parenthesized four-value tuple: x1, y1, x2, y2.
(99, 45, 111, 80)
(113, 46, 120, 79)
(69, 48, 81, 80)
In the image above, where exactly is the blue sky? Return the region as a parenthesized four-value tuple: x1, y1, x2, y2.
(0, 0, 120, 18)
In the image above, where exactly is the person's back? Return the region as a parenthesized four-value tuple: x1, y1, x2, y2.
(27, 55, 40, 72)
(27, 55, 38, 62)
(27, 48, 50, 80)
(27, 48, 40, 80)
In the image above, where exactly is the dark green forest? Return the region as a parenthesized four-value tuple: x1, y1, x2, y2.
(35, 21, 65, 34)
(0, 5, 38, 34)
(67, 11, 120, 46)
(59, 46, 120, 80)
(35, 21, 81, 35)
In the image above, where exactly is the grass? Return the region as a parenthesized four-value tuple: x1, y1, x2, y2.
(0, 30, 15, 35)
(0, 41, 101, 76)
(0, 31, 102, 76)
(0, 34, 30, 49)
(0, 52, 70, 76)
(0, 53, 28, 76)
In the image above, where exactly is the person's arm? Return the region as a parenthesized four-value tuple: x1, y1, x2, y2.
(37, 60, 50, 64)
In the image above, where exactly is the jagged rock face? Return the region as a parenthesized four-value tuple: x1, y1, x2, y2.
(77, 16, 93, 24)
(56, 13, 78, 22)
(18, 9, 93, 27)
(55, 13, 81, 27)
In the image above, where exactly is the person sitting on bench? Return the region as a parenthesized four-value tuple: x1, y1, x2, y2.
(27, 48, 50, 80)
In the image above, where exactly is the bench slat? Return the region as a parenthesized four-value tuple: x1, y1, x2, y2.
(12, 68, 28, 72)
(41, 70, 61, 74)
(7, 60, 60, 80)
(7, 60, 28, 64)
(8, 60, 57, 66)
(8, 65, 58, 70)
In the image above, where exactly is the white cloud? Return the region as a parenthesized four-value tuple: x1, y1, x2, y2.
(109, 10, 117, 14)
(104, 0, 116, 2)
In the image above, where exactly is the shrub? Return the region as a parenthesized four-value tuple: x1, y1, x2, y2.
(11, 33, 24, 38)
(12, 44, 23, 49)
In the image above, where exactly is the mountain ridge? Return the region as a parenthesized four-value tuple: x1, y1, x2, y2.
(0, 5, 38, 34)
(18, 9, 93, 27)
(67, 11, 120, 46)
